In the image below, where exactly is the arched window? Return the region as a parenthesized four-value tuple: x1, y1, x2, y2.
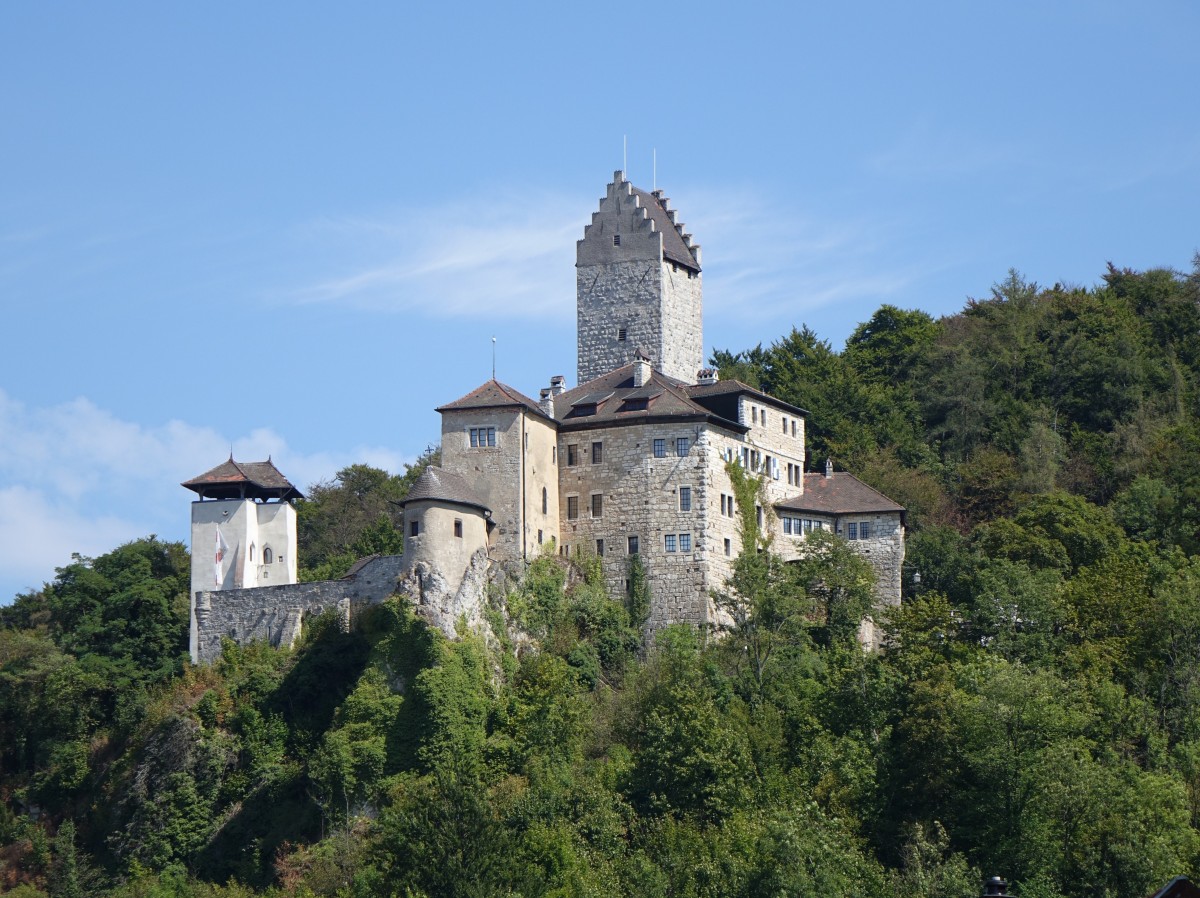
(249, 543, 255, 562)
(263, 547, 274, 565)
(542, 487, 548, 515)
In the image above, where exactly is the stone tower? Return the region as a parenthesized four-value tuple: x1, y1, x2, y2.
(576, 171, 702, 385)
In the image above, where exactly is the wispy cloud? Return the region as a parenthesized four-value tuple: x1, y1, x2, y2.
(281, 189, 588, 320)
(866, 120, 1026, 181)
(684, 186, 925, 327)
(0, 389, 411, 601)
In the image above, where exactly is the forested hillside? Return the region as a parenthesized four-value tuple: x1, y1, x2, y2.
(3, 261, 1200, 898)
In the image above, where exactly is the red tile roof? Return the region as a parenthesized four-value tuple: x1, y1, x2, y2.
(436, 379, 553, 420)
(777, 472, 904, 516)
(182, 458, 303, 501)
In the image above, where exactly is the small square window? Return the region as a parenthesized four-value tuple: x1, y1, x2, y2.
(679, 486, 692, 512)
(454, 519, 463, 538)
(665, 534, 677, 553)
(628, 535, 639, 555)
(567, 496, 579, 520)
(680, 533, 692, 552)
(676, 437, 689, 456)
(592, 493, 603, 518)
(592, 441, 603, 464)
(653, 438, 666, 458)
(410, 520, 419, 537)
(567, 444, 578, 466)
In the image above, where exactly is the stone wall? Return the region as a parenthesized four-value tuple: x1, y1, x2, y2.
(403, 501, 489, 596)
(190, 555, 405, 664)
(440, 407, 524, 561)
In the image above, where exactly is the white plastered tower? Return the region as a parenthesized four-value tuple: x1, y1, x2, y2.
(576, 171, 703, 385)
(182, 457, 302, 657)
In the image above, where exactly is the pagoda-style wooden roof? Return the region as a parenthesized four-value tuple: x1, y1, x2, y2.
(182, 457, 303, 501)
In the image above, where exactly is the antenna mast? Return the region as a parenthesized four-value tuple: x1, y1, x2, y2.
(653, 148, 657, 191)
(492, 336, 497, 380)
(623, 135, 627, 177)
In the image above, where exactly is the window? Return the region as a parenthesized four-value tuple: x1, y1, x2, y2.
(596, 539, 605, 557)
(249, 544, 255, 562)
(679, 486, 692, 512)
(676, 437, 689, 456)
(410, 521, 419, 537)
(720, 494, 726, 516)
(653, 438, 666, 458)
(860, 521, 872, 539)
(618, 327, 627, 341)
(762, 410, 767, 427)
(613, 234, 621, 246)
(592, 441, 603, 464)
(592, 493, 603, 518)
(263, 546, 273, 564)
(628, 535, 639, 555)
(847, 522, 858, 540)
(665, 534, 677, 553)
(782, 416, 787, 433)
(538, 529, 544, 544)
(724, 538, 732, 556)
(783, 517, 792, 535)
(792, 420, 797, 438)
(542, 487, 548, 515)
(680, 533, 692, 552)
(469, 426, 496, 448)
(454, 519, 463, 538)
(553, 446, 557, 464)
(567, 496, 579, 520)
(752, 406, 758, 424)
(567, 444, 578, 466)
(756, 505, 763, 528)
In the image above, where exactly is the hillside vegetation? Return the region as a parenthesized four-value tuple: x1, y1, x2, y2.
(4, 261, 1200, 898)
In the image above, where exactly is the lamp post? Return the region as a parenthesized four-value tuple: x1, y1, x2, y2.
(982, 876, 1013, 898)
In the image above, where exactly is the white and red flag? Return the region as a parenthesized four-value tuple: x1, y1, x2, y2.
(214, 528, 229, 588)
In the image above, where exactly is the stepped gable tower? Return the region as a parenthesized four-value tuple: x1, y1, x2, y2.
(577, 171, 703, 385)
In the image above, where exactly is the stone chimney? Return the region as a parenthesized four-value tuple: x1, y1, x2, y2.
(540, 375, 567, 416)
(824, 458, 834, 479)
(632, 349, 653, 387)
(696, 367, 718, 385)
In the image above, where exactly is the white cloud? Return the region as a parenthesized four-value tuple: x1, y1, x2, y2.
(0, 389, 414, 602)
(281, 189, 587, 320)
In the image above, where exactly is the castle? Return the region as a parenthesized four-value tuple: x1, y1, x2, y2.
(184, 172, 905, 663)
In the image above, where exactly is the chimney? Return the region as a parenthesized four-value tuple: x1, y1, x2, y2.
(696, 367, 718, 385)
(541, 376, 566, 416)
(633, 359, 652, 387)
(824, 458, 834, 479)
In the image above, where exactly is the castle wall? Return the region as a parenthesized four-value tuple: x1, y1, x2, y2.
(191, 555, 404, 664)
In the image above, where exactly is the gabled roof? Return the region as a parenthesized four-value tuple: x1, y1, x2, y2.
(553, 361, 746, 432)
(631, 186, 701, 272)
(1147, 877, 1200, 898)
(436, 379, 553, 421)
(776, 472, 905, 517)
(686, 378, 810, 418)
(398, 466, 490, 514)
(182, 458, 303, 501)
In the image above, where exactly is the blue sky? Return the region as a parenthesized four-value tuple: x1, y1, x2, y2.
(2, 1, 1198, 601)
